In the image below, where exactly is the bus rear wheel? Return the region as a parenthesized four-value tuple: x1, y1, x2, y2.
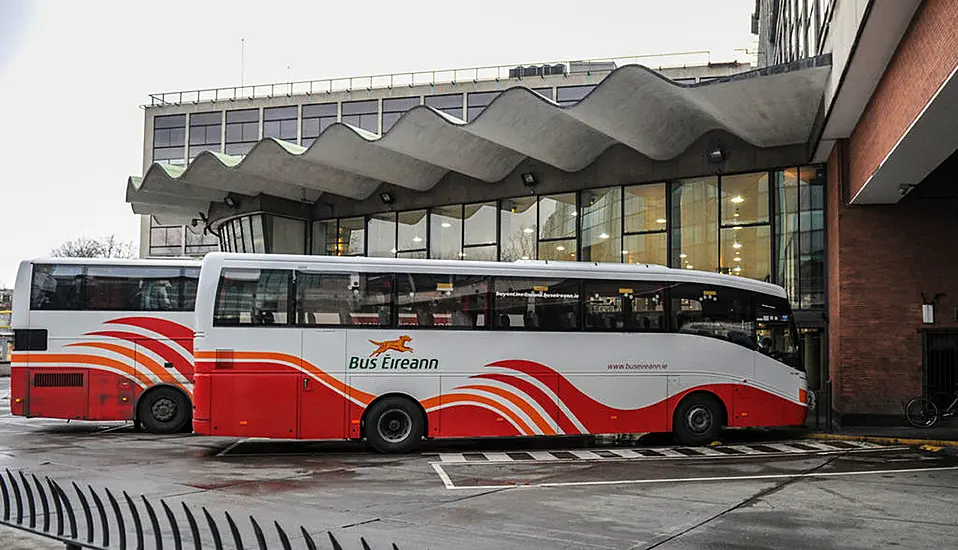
(365, 397, 424, 454)
(673, 394, 724, 446)
(137, 386, 191, 434)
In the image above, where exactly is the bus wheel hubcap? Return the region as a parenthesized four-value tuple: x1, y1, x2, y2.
(378, 410, 412, 444)
(152, 398, 176, 422)
(686, 406, 712, 434)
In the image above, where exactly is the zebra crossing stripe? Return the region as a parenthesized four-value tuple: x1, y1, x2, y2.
(434, 440, 896, 463)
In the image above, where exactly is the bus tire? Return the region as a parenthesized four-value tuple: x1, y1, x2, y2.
(137, 386, 192, 435)
(364, 396, 424, 454)
(673, 393, 724, 446)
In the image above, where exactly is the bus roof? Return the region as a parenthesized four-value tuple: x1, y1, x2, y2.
(202, 252, 788, 298)
(27, 257, 200, 268)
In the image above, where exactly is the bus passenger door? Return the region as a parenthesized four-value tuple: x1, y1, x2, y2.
(299, 330, 347, 440)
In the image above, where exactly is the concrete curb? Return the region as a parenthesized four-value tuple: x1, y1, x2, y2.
(806, 432, 958, 448)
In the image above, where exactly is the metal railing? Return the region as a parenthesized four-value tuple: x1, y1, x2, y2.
(147, 49, 756, 107)
(0, 469, 399, 549)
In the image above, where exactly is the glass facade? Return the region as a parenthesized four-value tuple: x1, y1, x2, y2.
(424, 94, 464, 119)
(382, 97, 420, 132)
(342, 100, 379, 133)
(301, 103, 337, 147)
(556, 85, 596, 106)
(225, 109, 260, 156)
(301, 167, 825, 312)
(466, 92, 500, 121)
(153, 114, 186, 165)
(263, 106, 298, 143)
(188, 112, 221, 160)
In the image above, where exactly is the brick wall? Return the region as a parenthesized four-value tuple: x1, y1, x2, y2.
(830, 144, 958, 418)
(848, 0, 958, 198)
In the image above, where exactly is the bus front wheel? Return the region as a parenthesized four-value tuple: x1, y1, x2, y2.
(364, 397, 424, 454)
(673, 393, 724, 446)
(137, 386, 192, 434)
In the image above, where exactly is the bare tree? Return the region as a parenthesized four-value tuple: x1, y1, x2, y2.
(51, 235, 136, 258)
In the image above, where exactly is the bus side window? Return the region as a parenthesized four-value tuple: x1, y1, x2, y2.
(670, 283, 755, 349)
(30, 264, 84, 311)
(395, 273, 489, 329)
(493, 277, 579, 331)
(583, 280, 666, 331)
(296, 272, 392, 327)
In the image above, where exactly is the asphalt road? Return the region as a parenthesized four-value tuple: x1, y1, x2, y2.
(0, 378, 956, 549)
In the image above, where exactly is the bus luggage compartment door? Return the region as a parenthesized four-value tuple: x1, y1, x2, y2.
(27, 369, 88, 420)
(299, 330, 347, 440)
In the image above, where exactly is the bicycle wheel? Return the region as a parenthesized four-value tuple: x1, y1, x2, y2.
(905, 397, 938, 428)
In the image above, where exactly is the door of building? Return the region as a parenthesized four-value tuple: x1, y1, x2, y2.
(922, 329, 958, 407)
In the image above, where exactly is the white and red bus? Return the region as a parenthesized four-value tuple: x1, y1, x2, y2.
(193, 252, 807, 452)
(10, 258, 199, 433)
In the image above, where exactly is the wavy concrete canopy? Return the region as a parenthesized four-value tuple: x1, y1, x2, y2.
(128, 57, 831, 220)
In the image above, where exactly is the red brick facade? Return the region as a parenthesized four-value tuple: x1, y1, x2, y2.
(829, 142, 958, 418)
(848, 0, 958, 198)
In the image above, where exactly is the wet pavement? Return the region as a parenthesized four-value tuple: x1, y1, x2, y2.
(1, 378, 957, 549)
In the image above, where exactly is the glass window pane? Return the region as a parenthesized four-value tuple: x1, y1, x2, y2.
(382, 112, 401, 133)
(226, 109, 258, 124)
(775, 167, 800, 305)
(312, 220, 335, 255)
(798, 165, 825, 309)
(580, 187, 622, 263)
(584, 280, 666, 331)
(397, 210, 427, 251)
(155, 114, 186, 129)
(301, 118, 320, 139)
(342, 100, 377, 115)
(383, 97, 419, 112)
(538, 239, 576, 261)
(250, 214, 265, 253)
(397, 273, 488, 328)
(493, 278, 580, 330)
(671, 283, 754, 349)
(464, 202, 496, 246)
(424, 93, 463, 110)
(213, 269, 290, 326)
(31, 264, 84, 310)
(264, 106, 297, 121)
(721, 225, 771, 281)
(624, 183, 667, 233)
(339, 217, 366, 256)
(267, 216, 306, 254)
(556, 85, 596, 106)
(367, 213, 397, 257)
(461, 244, 496, 261)
(671, 177, 718, 272)
(430, 205, 463, 260)
(532, 87, 553, 100)
(500, 196, 537, 261)
(297, 272, 392, 326)
(721, 172, 769, 226)
(85, 266, 186, 311)
(539, 193, 576, 240)
(622, 233, 667, 266)
(303, 103, 337, 118)
(190, 112, 220, 126)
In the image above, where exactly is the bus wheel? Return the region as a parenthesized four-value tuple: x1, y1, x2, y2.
(673, 394, 724, 446)
(137, 387, 191, 435)
(365, 397, 424, 454)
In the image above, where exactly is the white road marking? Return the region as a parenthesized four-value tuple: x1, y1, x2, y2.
(215, 438, 251, 457)
(569, 450, 605, 460)
(483, 452, 513, 462)
(431, 463, 456, 490)
(439, 454, 469, 463)
(437, 465, 958, 490)
(729, 445, 765, 455)
(528, 451, 561, 461)
(691, 447, 726, 456)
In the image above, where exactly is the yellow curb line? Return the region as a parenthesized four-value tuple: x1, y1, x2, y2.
(806, 432, 958, 448)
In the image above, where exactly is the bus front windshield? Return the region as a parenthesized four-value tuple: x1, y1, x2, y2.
(756, 297, 801, 371)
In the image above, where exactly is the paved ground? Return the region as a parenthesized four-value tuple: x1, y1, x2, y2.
(1, 378, 957, 549)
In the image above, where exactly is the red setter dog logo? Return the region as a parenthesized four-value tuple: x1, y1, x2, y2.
(368, 335, 413, 357)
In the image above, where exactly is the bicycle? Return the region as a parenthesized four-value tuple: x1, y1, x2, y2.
(904, 386, 958, 428)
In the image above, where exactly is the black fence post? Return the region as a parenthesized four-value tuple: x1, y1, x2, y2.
(825, 379, 833, 433)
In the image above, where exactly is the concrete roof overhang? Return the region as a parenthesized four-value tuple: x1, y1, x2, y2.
(127, 57, 831, 223)
(851, 64, 958, 204)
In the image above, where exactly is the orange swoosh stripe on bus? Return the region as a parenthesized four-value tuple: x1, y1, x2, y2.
(66, 342, 183, 389)
(457, 384, 556, 435)
(440, 393, 534, 435)
(26, 353, 153, 386)
(196, 351, 376, 406)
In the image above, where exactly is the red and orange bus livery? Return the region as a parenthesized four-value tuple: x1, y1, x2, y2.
(10, 258, 199, 433)
(192, 253, 807, 452)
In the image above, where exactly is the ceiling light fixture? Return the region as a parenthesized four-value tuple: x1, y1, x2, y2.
(599, 233, 610, 239)
(732, 242, 743, 249)
(523, 227, 534, 234)
(656, 218, 667, 224)
(441, 222, 452, 228)
(730, 195, 745, 204)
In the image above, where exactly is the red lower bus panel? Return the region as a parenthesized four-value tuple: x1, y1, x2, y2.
(208, 373, 299, 438)
(86, 370, 137, 421)
(9, 367, 28, 416)
(435, 406, 523, 438)
(23, 368, 89, 420)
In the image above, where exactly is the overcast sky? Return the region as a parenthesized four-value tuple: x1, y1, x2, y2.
(0, 0, 755, 287)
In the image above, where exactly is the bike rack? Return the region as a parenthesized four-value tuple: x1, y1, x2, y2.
(0, 468, 399, 549)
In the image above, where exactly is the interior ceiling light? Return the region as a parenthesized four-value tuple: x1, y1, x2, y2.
(656, 218, 667, 224)
(732, 242, 743, 249)
(412, 236, 423, 243)
(441, 222, 452, 228)
(523, 227, 535, 234)
(520, 255, 530, 260)
(599, 233, 610, 239)
(556, 245, 565, 251)
(733, 256, 742, 262)
(731, 195, 745, 204)
(679, 253, 687, 259)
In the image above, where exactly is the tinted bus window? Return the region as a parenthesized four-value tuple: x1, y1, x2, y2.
(671, 283, 755, 349)
(297, 272, 392, 326)
(87, 266, 198, 311)
(584, 280, 666, 331)
(755, 294, 801, 369)
(31, 264, 84, 310)
(214, 269, 291, 326)
(396, 273, 488, 329)
(493, 278, 579, 330)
